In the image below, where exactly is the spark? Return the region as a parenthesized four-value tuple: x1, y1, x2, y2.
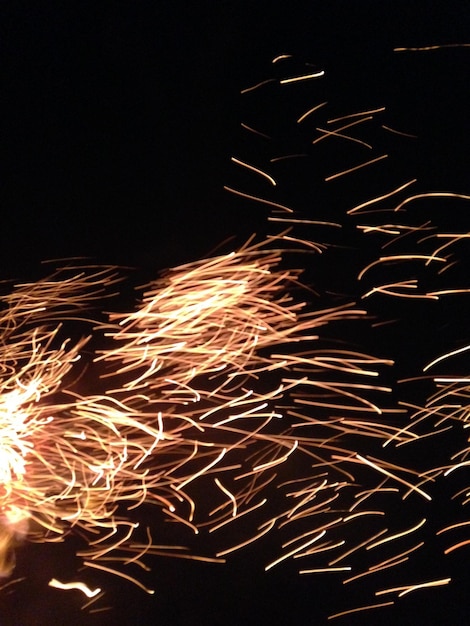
(214, 478, 237, 518)
(328, 529, 389, 566)
(325, 154, 388, 182)
(216, 519, 276, 557)
(48, 578, 102, 598)
(83, 562, 155, 594)
(174, 449, 227, 491)
(272, 54, 293, 63)
(300, 566, 351, 574)
(436, 521, 470, 535)
(240, 79, 276, 94)
(265, 530, 326, 571)
(209, 499, 267, 533)
(328, 601, 395, 620)
(279, 70, 325, 84)
(231, 157, 277, 186)
(336, 455, 432, 501)
(267, 217, 340, 227)
(444, 539, 470, 555)
(240, 122, 271, 139)
(365, 518, 427, 550)
(327, 107, 386, 123)
(381, 124, 418, 138)
(393, 192, 470, 212)
(270, 153, 308, 162)
(424, 344, 470, 372)
(314, 117, 374, 148)
(347, 180, 417, 215)
(375, 577, 451, 597)
(297, 101, 327, 123)
(394, 44, 470, 52)
(223, 186, 294, 212)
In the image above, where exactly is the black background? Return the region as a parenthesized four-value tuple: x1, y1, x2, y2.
(2, 2, 469, 624)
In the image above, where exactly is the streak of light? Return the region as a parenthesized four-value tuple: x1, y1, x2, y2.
(272, 54, 293, 63)
(209, 499, 267, 533)
(240, 79, 276, 94)
(325, 154, 388, 182)
(381, 124, 418, 138)
(376, 578, 451, 597)
(327, 107, 386, 123)
(394, 44, 470, 51)
(265, 530, 326, 571)
(347, 180, 417, 215)
(358, 254, 446, 280)
(223, 186, 294, 212)
(313, 116, 373, 145)
(436, 520, 470, 535)
(328, 601, 394, 620)
(279, 70, 325, 84)
(240, 123, 271, 139)
(444, 539, 470, 555)
(48, 578, 102, 598)
(83, 561, 155, 594)
(253, 439, 298, 471)
(424, 344, 470, 372)
(297, 102, 327, 123)
(334, 455, 432, 501)
(214, 478, 237, 518)
(300, 567, 351, 574)
(216, 519, 276, 556)
(393, 192, 470, 212)
(365, 518, 426, 550)
(231, 157, 277, 186)
(329, 529, 389, 566)
(315, 123, 373, 149)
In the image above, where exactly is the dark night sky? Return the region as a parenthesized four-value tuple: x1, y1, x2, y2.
(1, 2, 469, 625)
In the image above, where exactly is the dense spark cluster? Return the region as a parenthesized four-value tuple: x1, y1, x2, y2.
(0, 266, 121, 575)
(0, 243, 378, 576)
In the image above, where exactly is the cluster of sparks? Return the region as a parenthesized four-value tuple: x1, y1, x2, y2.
(1, 51, 469, 622)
